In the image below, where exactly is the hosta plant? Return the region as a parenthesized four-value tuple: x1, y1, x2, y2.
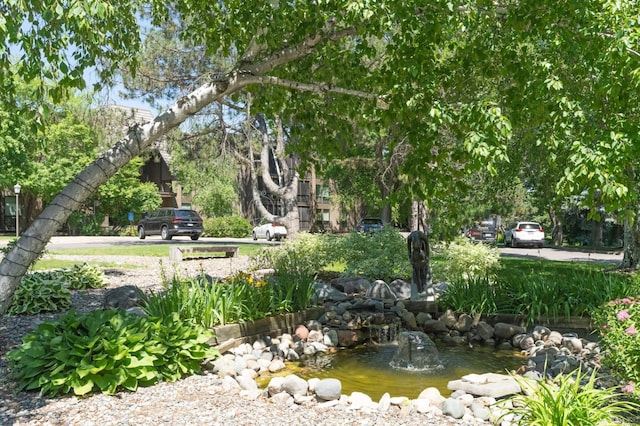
(8, 263, 106, 315)
(31, 263, 106, 290)
(8, 274, 72, 315)
(7, 310, 218, 396)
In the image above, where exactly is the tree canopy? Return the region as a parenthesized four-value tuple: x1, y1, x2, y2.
(2, 1, 640, 314)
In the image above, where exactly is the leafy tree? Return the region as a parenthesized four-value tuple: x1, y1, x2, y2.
(3, 1, 640, 316)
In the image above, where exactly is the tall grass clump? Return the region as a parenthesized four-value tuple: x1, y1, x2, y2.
(144, 269, 315, 327)
(501, 369, 639, 425)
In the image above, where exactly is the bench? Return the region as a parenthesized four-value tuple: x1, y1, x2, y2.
(169, 245, 239, 261)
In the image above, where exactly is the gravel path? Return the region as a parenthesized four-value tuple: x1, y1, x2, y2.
(1, 255, 489, 426)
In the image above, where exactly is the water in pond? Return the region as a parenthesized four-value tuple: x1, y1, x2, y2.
(278, 343, 526, 400)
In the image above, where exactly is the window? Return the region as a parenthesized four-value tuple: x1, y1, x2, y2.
(316, 185, 330, 203)
(317, 209, 330, 223)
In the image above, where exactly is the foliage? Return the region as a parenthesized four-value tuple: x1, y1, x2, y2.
(439, 258, 640, 324)
(7, 274, 71, 316)
(592, 297, 640, 388)
(252, 233, 332, 278)
(7, 263, 106, 315)
(442, 236, 502, 282)
(0, 0, 140, 117)
(6, 310, 217, 396)
(144, 270, 314, 327)
(439, 276, 505, 317)
(501, 369, 640, 426)
(56, 263, 106, 290)
(332, 228, 412, 281)
(202, 216, 252, 238)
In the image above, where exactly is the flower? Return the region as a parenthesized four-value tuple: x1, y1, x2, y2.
(626, 326, 638, 336)
(622, 382, 636, 393)
(617, 310, 631, 321)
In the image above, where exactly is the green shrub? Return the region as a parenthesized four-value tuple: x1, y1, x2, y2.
(203, 216, 252, 238)
(592, 297, 640, 387)
(252, 232, 331, 277)
(55, 263, 106, 289)
(8, 274, 72, 315)
(332, 228, 411, 281)
(501, 369, 639, 425)
(8, 263, 106, 315)
(7, 310, 218, 396)
(443, 236, 502, 282)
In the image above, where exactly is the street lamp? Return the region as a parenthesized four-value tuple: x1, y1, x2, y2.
(14, 183, 21, 237)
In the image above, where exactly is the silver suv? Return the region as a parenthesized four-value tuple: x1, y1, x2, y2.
(504, 222, 545, 248)
(138, 208, 203, 240)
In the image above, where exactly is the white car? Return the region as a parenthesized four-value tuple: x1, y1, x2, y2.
(252, 220, 287, 241)
(504, 221, 545, 248)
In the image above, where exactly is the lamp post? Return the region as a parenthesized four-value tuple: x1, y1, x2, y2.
(14, 183, 21, 237)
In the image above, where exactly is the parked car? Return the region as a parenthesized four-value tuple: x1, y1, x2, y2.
(504, 221, 545, 248)
(356, 218, 384, 233)
(138, 208, 203, 241)
(465, 218, 498, 244)
(252, 220, 287, 241)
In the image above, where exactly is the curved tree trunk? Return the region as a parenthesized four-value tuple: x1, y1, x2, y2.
(0, 79, 237, 314)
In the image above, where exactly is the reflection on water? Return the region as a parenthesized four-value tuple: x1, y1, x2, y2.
(289, 344, 525, 400)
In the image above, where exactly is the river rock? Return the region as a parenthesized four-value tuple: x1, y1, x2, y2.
(314, 378, 342, 401)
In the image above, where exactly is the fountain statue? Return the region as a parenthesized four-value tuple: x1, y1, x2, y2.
(390, 331, 443, 370)
(407, 230, 433, 300)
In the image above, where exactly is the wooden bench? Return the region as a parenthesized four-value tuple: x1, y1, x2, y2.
(169, 245, 239, 261)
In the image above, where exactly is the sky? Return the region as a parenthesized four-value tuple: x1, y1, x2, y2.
(82, 68, 160, 116)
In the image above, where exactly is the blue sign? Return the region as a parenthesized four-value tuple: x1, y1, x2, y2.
(128, 212, 134, 222)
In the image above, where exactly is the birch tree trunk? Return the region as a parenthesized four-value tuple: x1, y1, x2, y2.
(0, 79, 238, 314)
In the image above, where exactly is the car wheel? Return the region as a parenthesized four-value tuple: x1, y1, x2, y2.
(253, 231, 258, 241)
(161, 226, 172, 240)
(138, 227, 146, 240)
(266, 231, 272, 241)
(190, 235, 200, 241)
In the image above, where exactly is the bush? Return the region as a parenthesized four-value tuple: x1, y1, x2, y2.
(8, 263, 106, 315)
(442, 236, 502, 282)
(8, 273, 72, 315)
(332, 227, 412, 281)
(202, 216, 252, 238)
(7, 310, 218, 396)
(252, 232, 331, 277)
(592, 297, 640, 388)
